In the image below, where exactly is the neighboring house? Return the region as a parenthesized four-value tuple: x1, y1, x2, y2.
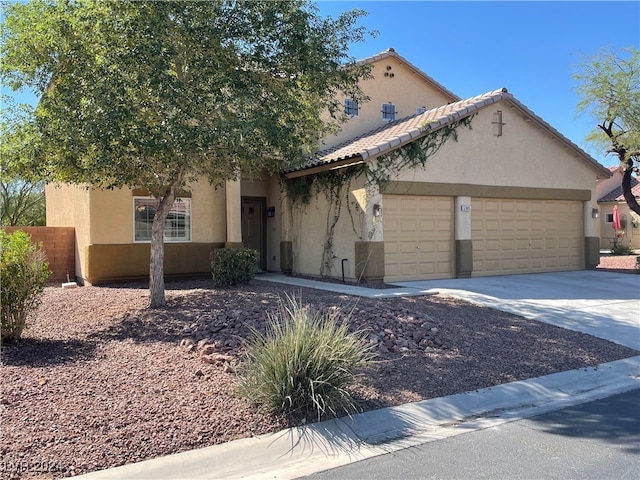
(596, 166, 640, 250)
(46, 48, 611, 285)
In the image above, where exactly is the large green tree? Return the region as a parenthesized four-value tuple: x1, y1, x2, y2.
(0, 0, 371, 307)
(1, 95, 46, 226)
(574, 46, 640, 215)
(0, 179, 46, 226)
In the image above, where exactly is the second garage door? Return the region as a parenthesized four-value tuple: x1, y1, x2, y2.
(383, 195, 453, 281)
(472, 198, 583, 276)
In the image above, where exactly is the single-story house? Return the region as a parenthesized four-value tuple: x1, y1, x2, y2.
(46, 48, 611, 285)
(596, 166, 640, 249)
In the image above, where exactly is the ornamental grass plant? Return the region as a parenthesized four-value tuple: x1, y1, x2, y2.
(238, 293, 374, 421)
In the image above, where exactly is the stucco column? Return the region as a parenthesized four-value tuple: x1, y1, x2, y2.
(225, 179, 243, 249)
(279, 189, 293, 273)
(354, 184, 385, 282)
(363, 185, 383, 242)
(455, 196, 473, 278)
(584, 199, 600, 269)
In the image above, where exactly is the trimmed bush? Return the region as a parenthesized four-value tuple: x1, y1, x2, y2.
(1, 229, 51, 343)
(610, 243, 635, 255)
(238, 293, 374, 421)
(210, 248, 259, 286)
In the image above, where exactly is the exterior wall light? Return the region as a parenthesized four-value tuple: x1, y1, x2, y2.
(592, 208, 599, 219)
(373, 204, 382, 217)
(266, 206, 275, 218)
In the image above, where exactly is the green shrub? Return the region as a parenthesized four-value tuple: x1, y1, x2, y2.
(1, 230, 51, 343)
(610, 243, 634, 255)
(238, 293, 374, 421)
(210, 248, 259, 286)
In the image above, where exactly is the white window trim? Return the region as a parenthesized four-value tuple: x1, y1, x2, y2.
(133, 196, 192, 243)
(381, 102, 396, 121)
(344, 97, 359, 117)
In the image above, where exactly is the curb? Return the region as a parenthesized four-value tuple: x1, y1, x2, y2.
(78, 356, 640, 480)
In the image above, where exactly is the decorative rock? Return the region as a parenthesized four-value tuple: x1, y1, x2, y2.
(200, 345, 218, 356)
(201, 353, 234, 365)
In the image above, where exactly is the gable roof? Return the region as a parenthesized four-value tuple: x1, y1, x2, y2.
(598, 167, 640, 202)
(357, 48, 460, 102)
(286, 87, 611, 179)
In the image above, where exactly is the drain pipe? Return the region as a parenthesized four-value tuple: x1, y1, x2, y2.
(341, 258, 349, 283)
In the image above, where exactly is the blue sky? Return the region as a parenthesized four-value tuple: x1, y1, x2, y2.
(3, 1, 638, 167)
(316, 0, 639, 167)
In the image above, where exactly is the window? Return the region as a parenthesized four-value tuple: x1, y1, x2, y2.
(344, 98, 359, 117)
(606, 213, 614, 223)
(134, 197, 191, 242)
(416, 106, 427, 114)
(382, 103, 396, 121)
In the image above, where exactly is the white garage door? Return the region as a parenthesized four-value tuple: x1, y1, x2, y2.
(383, 195, 453, 281)
(472, 198, 583, 276)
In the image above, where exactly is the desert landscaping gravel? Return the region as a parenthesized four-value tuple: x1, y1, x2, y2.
(1, 255, 638, 479)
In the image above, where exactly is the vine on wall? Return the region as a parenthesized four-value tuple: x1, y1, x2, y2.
(283, 115, 475, 277)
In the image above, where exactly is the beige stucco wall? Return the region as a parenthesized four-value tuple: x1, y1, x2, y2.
(595, 169, 640, 249)
(45, 183, 91, 279)
(598, 202, 640, 249)
(46, 180, 227, 281)
(382, 102, 601, 237)
(88, 180, 226, 245)
(596, 168, 621, 199)
(323, 56, 456, 151)
(286, 174, 369, 280)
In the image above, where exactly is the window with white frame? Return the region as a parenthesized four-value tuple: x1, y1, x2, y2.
(344, 98, 359, 117)
(134, 197, 191, 242)
(605, 213, 613, 223)
(382, 102, 396, 121)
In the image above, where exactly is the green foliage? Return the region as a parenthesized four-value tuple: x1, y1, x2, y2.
(610, 243, 635, 256)
(0, 0, 373, 307)
(574, 47, 640, 216)
(210, 248, 259, 287)
(0, 229, 51, 343)
(574, 46, 640, 159)
(283, 117, 474, 277)
(0, 179, 46, 226)
(367, 116, 475, 189)
(238, 294, 373, 421)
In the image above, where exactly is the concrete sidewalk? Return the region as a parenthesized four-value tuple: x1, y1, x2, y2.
(79, 271, 640, 480)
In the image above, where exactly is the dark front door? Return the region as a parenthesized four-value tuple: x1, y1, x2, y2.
(241, 197, 266, 270)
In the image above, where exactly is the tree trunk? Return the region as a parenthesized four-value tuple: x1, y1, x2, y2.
(599, 122, 640, 216)
(148, 169, 186, 309)
(149, 193, 173, 309)
(622, 161, 640, 216)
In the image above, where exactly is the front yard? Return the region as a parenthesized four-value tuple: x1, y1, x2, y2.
(1, 269, 638, 479)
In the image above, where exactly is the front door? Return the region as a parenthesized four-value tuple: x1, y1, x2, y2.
(241, 197, 266, 270)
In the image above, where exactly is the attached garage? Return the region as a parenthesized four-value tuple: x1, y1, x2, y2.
(471, 198, 583, 276)
(383, 195, 453, 281)
(281, 61, 610, 284)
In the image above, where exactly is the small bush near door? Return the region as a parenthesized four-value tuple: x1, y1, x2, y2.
(1, 230, 51, 343)
(210, 248, 259, 286)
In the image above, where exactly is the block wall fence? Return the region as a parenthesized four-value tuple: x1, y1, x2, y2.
(2, 227, 76, 283)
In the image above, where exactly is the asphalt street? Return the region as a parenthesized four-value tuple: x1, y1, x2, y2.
(301, 388, 640, 480)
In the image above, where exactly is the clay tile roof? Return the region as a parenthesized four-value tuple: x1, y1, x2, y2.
(598, 175, 640, 202)
(286, 88, 511, 174)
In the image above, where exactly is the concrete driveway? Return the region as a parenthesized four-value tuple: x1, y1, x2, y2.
(389, 270, 640, 350)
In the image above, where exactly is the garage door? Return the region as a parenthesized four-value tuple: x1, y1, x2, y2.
(472, 199, 583, 276)
(383, 195, 453, 281)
